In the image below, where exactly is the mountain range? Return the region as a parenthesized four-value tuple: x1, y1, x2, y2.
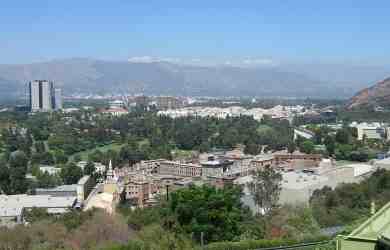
(0, 58, 389, 99)
(347, 77, 390, 109)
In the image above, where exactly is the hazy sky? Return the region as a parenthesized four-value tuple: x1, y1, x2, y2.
(1, 0, 390, 65)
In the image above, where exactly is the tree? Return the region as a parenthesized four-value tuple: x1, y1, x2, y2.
(60, 163, 83, 184)
(244, 141, 261, 155)
(166, 185, 253, 243)
(287, 142, 296, 154)
(0, 163, 10, 194)
(54, 150, 68, 164)
(335, 129, 351, 144)
(88, 150, 103, 163)
(9, 151, 29, 194)
(36, 171, 61, 188)
(249, 166, 282, 214)
(34, 141, 46, 153)
(73, 154, 82, 163)
(24, 207, 50, 223)
(84, 161, 95, 176)
(324, 135, 335, 155)
(300, 140, 315, 154)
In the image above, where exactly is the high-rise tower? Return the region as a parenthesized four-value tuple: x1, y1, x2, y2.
(28, 80, 62, 112)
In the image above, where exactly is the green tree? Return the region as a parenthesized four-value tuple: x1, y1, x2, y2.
(167, 185, 253, 243)
(73, 154, 82, 163)
(287, 142, 296, 154)
(84, 161, 95, 176)
(335, 129, 351, 144)
(54, 150, 68, 164)
(88, 149, 104, 163)
(9, 151, 29, 194)
(249, 166, 282, 214)
(324, 135, 335, 155)
(300, 140, 315, 154)
(24, 207, 50, 223)
(60, 163, 83, 184)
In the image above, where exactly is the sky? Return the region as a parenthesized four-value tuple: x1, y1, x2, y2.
(1, 0, 390, 65)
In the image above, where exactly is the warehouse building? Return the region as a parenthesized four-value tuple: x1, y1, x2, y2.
(0, 194, 76, 226)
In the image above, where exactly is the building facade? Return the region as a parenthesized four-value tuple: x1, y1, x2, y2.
(29, 80, 62, 112)
(158, 161, 202, 177)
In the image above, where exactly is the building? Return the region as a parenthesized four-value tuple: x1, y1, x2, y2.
(0, 194, 76, 226)
(155, 96, 183, 110)
(158, 161, 202, 177)
(54, 88, 63, 110)
(109, 99, 125, 109)
(77, 175, 95, 203)
(201, 158, 234, 178)
(132, 159, 165, 174)
(35, 184, 78, 197)
(100, 107, 129, 116)
(350, 122, 386, 140)
(39, 165, 61, 175)
(124, 178, 151, 207)
(273, 152, 322, 166)
(77, 161, 106, 175)
(29, 80, 62, 112)
(337, 201, 390, 250)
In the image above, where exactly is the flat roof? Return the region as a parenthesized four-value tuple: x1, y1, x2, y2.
(0, 194, 76, 217)
(200, 160, 233, 167)
(78, 175, 91, 185)
(36, 184, 78, 193)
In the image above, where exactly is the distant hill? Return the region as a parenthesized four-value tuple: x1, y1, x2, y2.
(347, 77, 390, 109)
(0, 58, 387, 98)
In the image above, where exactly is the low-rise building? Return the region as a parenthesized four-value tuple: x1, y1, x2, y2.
(125, 178, 150, 207)
(158, 161, 202, 177)
(77, 175, 95, 203)
(39, 165, 61, 175)
(77, 161, 106, 175)
(35, 184, 78, 197)
(0, 194, 76, 226)
(350, 122, 387, 140)
(100, 107, 129, 116)
(201, 158, 234, 178)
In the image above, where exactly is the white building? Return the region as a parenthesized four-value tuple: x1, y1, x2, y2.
(0, 194, 76, 225)
(109, 100, 125, 109)
(29, 80, 62, 112)
(39, 165, 61, 175)
(101, 107, 129, 116)
(351, 122, 386, 140)
(77, 161, 106, 175)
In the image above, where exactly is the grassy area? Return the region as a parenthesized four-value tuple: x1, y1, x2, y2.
(70, 143, 125, 161)
(256, 124, 273, 134)
(171, 149, 197, 160)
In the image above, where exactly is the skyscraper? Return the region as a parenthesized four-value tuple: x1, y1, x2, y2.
(54, 88, 63, 110)
(29, 80, 62, 112)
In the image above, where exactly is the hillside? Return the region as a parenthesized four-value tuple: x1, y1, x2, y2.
(347, 77, 390, 109)
(0, 58, 384, 98)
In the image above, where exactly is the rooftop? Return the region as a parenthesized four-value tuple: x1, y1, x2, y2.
(0, 194, 76, 217)
(36, 184, 78, 193)
(78, 175, 91, 185)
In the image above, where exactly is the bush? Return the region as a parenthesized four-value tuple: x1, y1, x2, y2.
(204, 236, 330, 250)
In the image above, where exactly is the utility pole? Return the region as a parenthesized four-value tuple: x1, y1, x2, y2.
(166, 184, 169, 201)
